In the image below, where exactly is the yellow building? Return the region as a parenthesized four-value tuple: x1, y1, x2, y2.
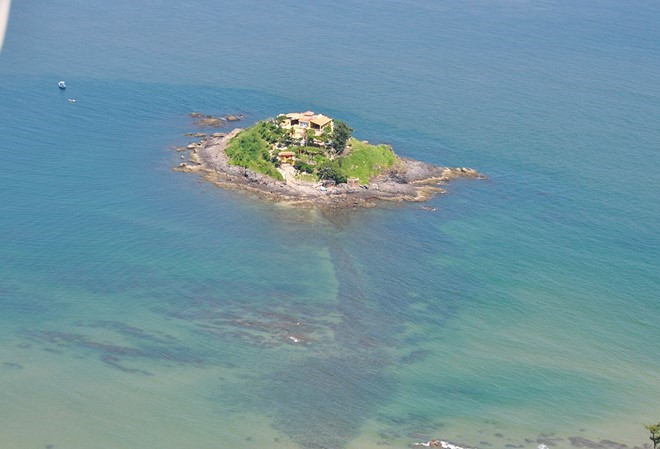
(277, 151, 295, 165)
(280, 111, 333, 139)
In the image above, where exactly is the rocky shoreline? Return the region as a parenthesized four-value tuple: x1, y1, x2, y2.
(174, 128, 484, 208)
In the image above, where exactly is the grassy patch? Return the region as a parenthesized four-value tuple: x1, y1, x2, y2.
(224, 121, 397, 184)
(225, 123, 283, 181)
(339, 138, 397, 184)
(295, 172, 320, 183)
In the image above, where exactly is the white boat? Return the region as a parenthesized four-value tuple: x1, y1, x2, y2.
(67, 99, 76, 103)
(58, 81, 66, 89)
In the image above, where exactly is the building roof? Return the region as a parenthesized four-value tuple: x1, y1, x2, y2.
(278, 151, 295, 157)
(283, 111, 332, 125)
(310, 114, 332, 127)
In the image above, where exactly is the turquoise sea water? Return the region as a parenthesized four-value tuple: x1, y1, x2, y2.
(1, 1, 659, 448)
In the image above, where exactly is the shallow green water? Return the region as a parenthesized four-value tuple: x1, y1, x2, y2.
(1, 1, 659, 448)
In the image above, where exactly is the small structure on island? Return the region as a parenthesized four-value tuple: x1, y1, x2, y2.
(277, 151, 295, 165)
(174, 112, 485, 207)
(280, 111, 334, 140)
(309, 114, 333, 131)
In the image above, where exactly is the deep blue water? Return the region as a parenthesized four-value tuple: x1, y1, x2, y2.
(1, 1, 659, 448)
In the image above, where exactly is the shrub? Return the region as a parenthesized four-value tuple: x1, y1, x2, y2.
(305, 128, 317, 146)
(294, 160, 314, 174)
(331, 120, 353, 153)
(225, 124, 283, 181)
(318, 160, 347, 184)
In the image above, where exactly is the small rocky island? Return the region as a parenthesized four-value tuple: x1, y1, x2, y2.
(174, 111, 483, 207)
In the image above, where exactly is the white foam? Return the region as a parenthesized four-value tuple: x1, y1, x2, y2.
(412, 440, 476, 449)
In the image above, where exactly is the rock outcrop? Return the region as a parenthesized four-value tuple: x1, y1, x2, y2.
(174, 129, 484, 208)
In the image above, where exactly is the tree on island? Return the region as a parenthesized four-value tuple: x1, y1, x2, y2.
(331, 120, 353, 153)
(646, 423, 660, 449)
(280, 127, 294, 145)
(319, 128, 333, 145)
(318, 160, 347, 184)
(294, 159, 314, 174)
(305, 128, 317, 146)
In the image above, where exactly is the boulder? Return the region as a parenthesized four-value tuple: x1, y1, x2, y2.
(196, 117, 225, 128)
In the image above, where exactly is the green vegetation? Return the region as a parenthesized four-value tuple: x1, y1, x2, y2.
(318, 160, 347, 184)
(293, 146, 325, 156)
(296, 172, 319, 183)
(305, 128, 317, 145)
(339, 138, 396, 184)
(646, 423, 660, 449)
(225, 123, 283, 180)
(225, 118, 397, 185)
(253, 120, 290, 145)
(294, 160, 314, 174)
(319, 128, 333, 145)
(331, 120, 353, 153)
